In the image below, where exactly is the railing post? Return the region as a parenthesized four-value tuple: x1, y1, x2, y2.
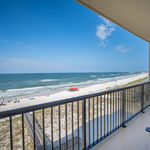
(122, 90, 126, 128)
(10, 116, 13, 150)
(149, 42, 150, 80)
(82, 99, 86, 150)
(141, 85, 144, 113)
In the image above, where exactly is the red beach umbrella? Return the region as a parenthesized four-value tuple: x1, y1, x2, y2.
(69, 88, 78, 91)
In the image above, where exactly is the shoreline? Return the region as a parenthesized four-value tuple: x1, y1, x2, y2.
(0, 72, 148, 112)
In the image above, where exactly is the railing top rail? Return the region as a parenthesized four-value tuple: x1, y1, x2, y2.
(0, 80, 149, 118)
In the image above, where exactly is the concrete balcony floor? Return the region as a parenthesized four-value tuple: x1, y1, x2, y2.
(92, 108, 150, 150)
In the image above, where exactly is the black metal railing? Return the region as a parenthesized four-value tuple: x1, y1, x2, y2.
(0, 81, 150, 150)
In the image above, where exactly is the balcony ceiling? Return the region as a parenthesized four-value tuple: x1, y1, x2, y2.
(75, 0, 150, 42)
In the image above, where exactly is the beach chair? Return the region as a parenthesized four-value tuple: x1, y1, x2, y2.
(146, 127, 150, 133)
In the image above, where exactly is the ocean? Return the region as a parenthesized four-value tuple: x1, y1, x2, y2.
(0, 72, 144, 101)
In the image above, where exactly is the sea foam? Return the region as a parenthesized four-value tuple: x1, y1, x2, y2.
(40, 79, 59, 82)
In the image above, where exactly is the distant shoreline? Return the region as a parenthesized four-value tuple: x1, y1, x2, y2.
(0, 72, 148, 112)
(0, 72, 147, 101)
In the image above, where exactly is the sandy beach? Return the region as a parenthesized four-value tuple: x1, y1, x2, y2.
(0, 72, 148, 112)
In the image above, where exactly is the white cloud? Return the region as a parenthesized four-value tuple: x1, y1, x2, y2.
(115, 45, 130, 53)
(101, 17, 113, 27)
(96, 16, 115, 45)
(96, 24, 115, 41)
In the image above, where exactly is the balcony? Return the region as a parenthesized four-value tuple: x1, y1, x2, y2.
(92, 107, 150, 150)
(0, 81, 150, 150)
(0, 0, 150, 149)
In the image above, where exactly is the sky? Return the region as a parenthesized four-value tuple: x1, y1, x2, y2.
(0, 0, 149, 73)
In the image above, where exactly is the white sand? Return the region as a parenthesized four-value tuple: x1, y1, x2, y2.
(0, 72, 148, 112)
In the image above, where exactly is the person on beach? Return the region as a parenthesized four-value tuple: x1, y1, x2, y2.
(0, 97, 6, 106)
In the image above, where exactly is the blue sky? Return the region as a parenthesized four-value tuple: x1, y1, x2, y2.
(0, 0, 148, 73)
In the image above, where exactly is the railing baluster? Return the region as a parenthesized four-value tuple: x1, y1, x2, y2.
(88, 98, 90, 148)
(10, 116, 13, 150)
(107, 94, 109, 136)
(129, 88, 130, 119)
(51, 107, 53, 150)
(128, 88, 130, 119)
(122, 90, 126, 128)
(104, 95, 105, 138)
(131, 88, 133, 115)
(65, 104, 68, 149)
(141, 85, 144, 113)
(131, 88, 132, 117)
(133, 88, 136, 114)
(58, 106, 61, 150)
(115, 92, 117, 129)
(100, 96, 102, 139)
(120, 91, 122, 125)
(97, 96, 98, 143)
(118, 91, 119, 128)
(77, 101, 79, 150)
(126, 89, 128, 122)
(119, 91, 121, 126)
(93, 97, 94, 145)
(133, 87, 134, 114)
(42, 109, 45, 150)
(127, 89, 129, 121)
(113, 92, 115, 132)
(126, 89, 128, 120)
(72, 102, 74, 150)
(135, 87, 137, 113)
(33, 111, 35, 150)
(133, 87, 135, 114)
(116, 92, 118, 127)
(133, 87, 135, 113)
(115, 92, 116, 128)
(22, 114, 25, 150)
(129, 88, 131, 118)
(82, 99, 86, 150)
(109, 93, 111, 134)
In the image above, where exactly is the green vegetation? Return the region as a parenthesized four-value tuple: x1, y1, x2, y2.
(109, 77, 148, 90)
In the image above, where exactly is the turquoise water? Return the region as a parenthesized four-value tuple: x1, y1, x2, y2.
(0, 72, 143, 100)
